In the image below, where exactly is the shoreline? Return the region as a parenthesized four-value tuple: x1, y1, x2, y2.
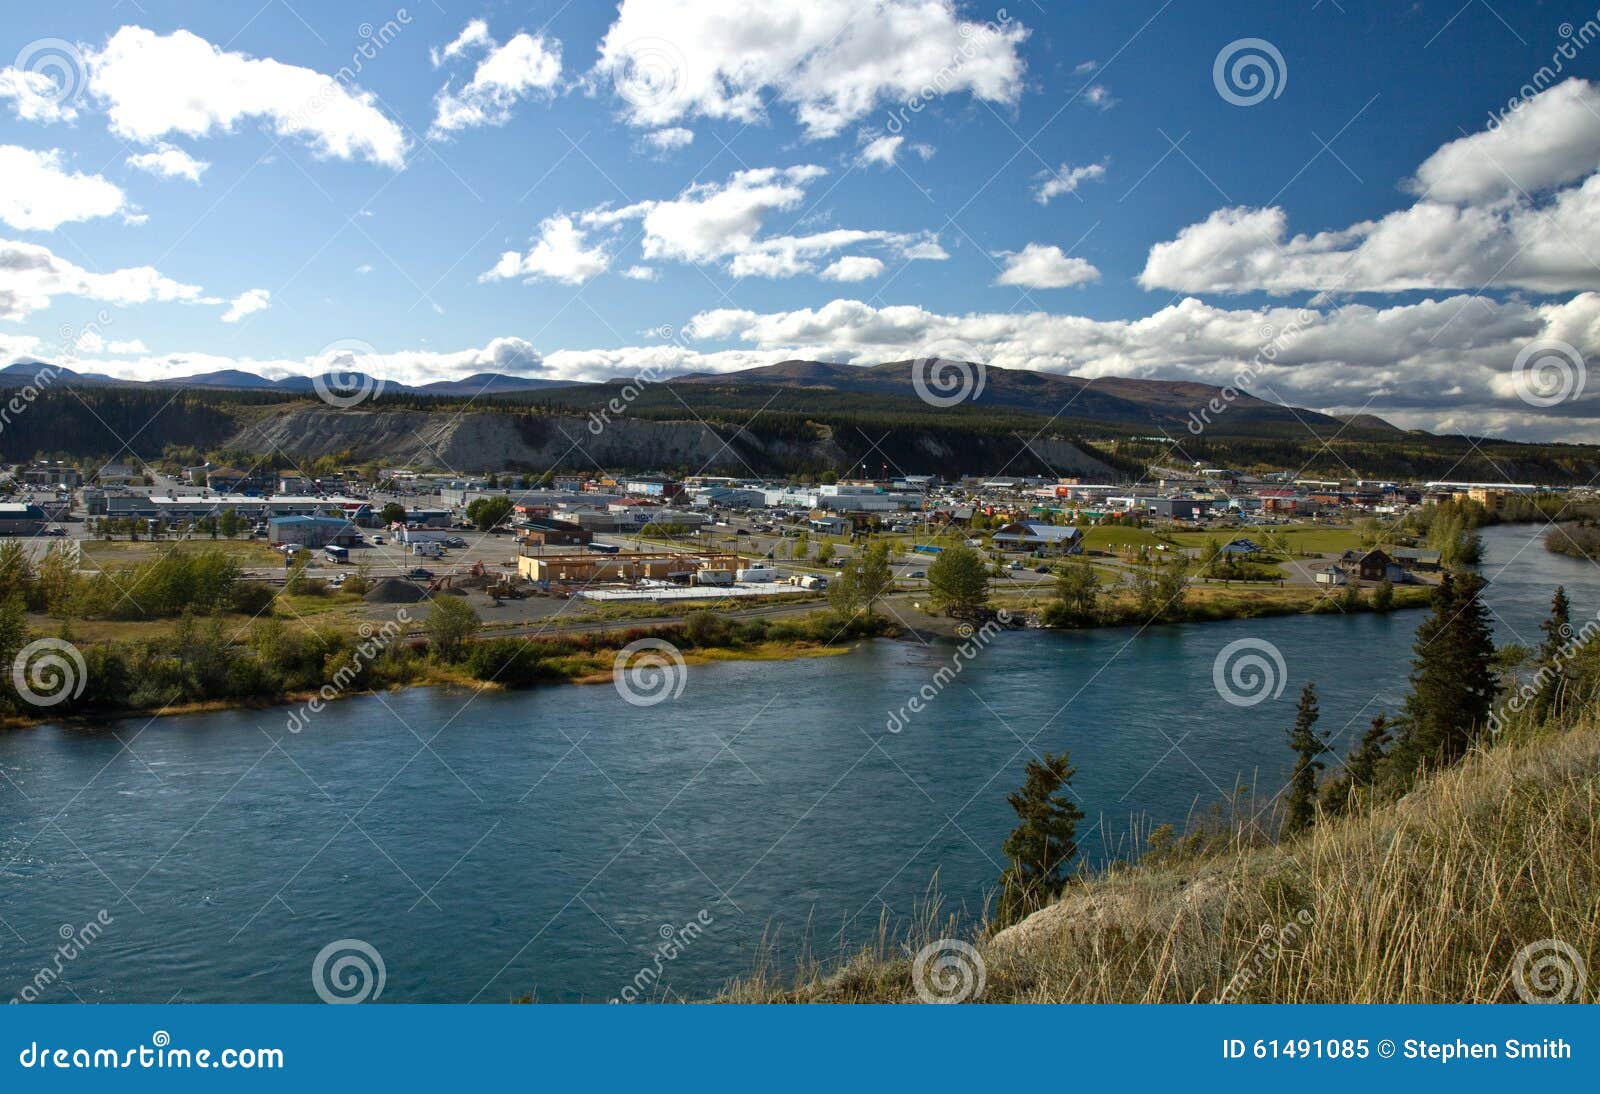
(4, 584, 1431, 732)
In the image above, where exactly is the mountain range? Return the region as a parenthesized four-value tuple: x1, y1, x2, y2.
(1, 357, 1396, 434)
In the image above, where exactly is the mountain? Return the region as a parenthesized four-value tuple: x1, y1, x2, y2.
(413, 373, 580, 396)
(150, 369, 576, 397)
(673, 359, 1376, 434)
(0, 360, 120, 385)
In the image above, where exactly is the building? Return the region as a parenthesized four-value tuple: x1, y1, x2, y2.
(1217, 538, 1264, 557)
(1313, 566, 1348, 587)
(1389, 547, 1442, 572)
(517, 550, 742, 584)
(991, 522, 1083, 554)
(520, 520, 593, 548)
(0, 502, 47, 535)
(205, 467, 256, 493)
(20, 462, 81, 487)
(1340, 548, 1393, 582)
(268, 515, 361, 548)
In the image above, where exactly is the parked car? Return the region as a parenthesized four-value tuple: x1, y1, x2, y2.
(1035, 565, 1052, 573)
(408, 568, 434, 579)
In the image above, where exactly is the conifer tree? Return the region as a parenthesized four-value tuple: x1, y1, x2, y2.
(1282, 682, 1328, 837)
(1320, 714, 1392, 817)
(1395, 572, 1496, 776)
(1531, 586, 1572, 723)
(998, 752, 1085, 924)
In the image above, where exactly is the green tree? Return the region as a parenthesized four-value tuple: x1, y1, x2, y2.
(1320, 714, 1392, 818)
(997, 752, 1085, 925)
(424, 595, 480, 660)
(816, 541, 834, 564)
(1530, 585, 1573, 723)
(1372, 578, 1394, 612)
(926, 545, 989, 617)
(854, 541, 894, 617)
(1049, 556, 1100, 625)
(1394, 571, 1497, 778)
(379, 502, 407, 526)
(465, 495, 515, 531)
(217, 507, 241, 539)
(1281, 682, 1328, 838)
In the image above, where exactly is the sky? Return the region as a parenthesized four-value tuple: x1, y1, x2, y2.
(2, 0, 1600, 442)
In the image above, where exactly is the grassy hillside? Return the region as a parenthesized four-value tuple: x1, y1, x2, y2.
(722, 717, 1599, 1004)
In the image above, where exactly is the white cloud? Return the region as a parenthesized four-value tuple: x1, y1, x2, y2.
(0, 146, 129, 230)
(87, 26, 406, 168)
(0, 65, 82, 124)
(483, 214, 610, 285)
(820, 256, 885, 281)
(577, 165, 942, 278)
(996, 244, 1100, 289)
(859, 134, 903, 167)
(642, 126, 694, 152)
(0, 236, 207, 321)
(431, 28, 563, 134)
(1410, 79, 1600, 203)
(682, 293, 1600, 441)
(221, 288, 270, 323)
(73, 330, 148, 354)
(432, 19, 492, 67)
(1033, 159, 1106, 204)
(622, 265, 657, 280)
(1083, 84, 1116, 110)
(355, 264, 373, 275)
(1073, 60, 1098, 77)
(592, 0, 1028, 138)
(1142, 79, 1600, 296)
(126, 143, 208, 183)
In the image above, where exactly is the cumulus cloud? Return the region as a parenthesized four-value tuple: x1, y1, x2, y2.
(1033, 159, 1106, 204)
(592, 0, 1028, 138)
(996, 244, 1100, 289)
(220, 288, 270, 323)
(1142, 79, 1600, 296)
(432, 20, 492, 67)
(86, 26, 407, 168)
(430, 25, 563, 135)
(0, 64, 83, 124)
(0, 236, 207, 320)
(483, 214, 610, 285)
(859, 134, 903, 167)
(0, 145, 129, 230)
(820, 256, 885, 281)
(681, 293, 1600, 441)
(126, 143, 208, 183)
(642, 126, 694, 152)
(577, 164, 944, 278)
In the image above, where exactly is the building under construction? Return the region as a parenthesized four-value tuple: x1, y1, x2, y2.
(517, 549, 743, 585)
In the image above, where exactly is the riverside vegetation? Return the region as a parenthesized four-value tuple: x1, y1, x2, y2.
(721, 547, 1600, 1004)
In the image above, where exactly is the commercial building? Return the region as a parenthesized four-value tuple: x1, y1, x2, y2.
(268, 515, 362, 548)
(0, 502, 48, 535)
(517, 549, 743, 584)
(991, 522, 1083, 553)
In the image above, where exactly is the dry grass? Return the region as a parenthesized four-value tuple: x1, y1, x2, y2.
(722, 719, 1599, 1003)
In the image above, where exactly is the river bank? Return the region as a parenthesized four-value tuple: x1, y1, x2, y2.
(3, 581, 1434, 730)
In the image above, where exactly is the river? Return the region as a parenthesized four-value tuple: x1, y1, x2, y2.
(0, 523, 1591, 1002)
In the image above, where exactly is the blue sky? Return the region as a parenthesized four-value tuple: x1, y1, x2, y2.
(3, 0, 1599, 441)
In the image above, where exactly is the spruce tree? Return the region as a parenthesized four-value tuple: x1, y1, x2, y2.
(1531, 586, 1572, 723)
(1320, 714, 1392, 818)
(1395, 572, 1496, 776)
(998, 752, 1085, 924)
(1281, 682, 1328, 838)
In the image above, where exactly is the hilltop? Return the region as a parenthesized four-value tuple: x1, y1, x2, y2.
(723, 719, 1600, 1004)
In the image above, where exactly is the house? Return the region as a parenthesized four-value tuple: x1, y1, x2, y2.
(206, 467, 255, 493)
(1390, 547, 1442, 572)
(991, 522, 1083, 554)
(521, 520, 593, 548)
(268, 515, 361, 548)
(808, 514, 853, 536)
(1340, 548, 1393, 582)
(1313, 566, 1348, 587)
